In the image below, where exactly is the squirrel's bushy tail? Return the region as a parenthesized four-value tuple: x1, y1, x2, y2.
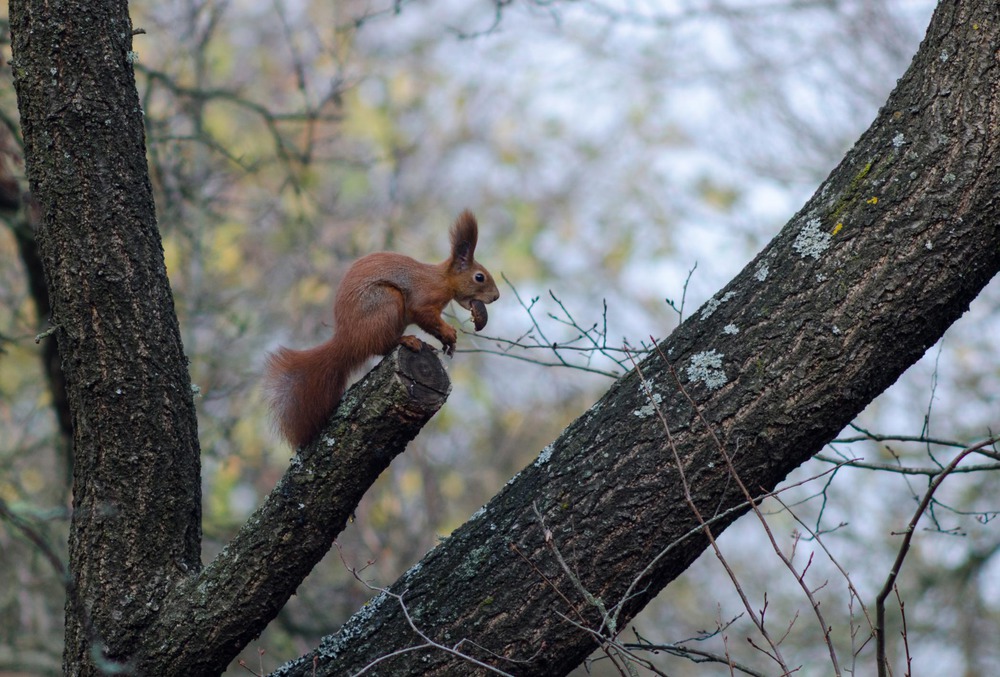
(264, 338, 361, 448)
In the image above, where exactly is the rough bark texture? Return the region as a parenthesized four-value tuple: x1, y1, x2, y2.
(272, 2, 1000, 675)
(11, 195, 75, 487)
(134, 344, 452, 676)
(9, 1, 203, 674)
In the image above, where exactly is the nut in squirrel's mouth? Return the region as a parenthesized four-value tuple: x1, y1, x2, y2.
(469, 299, 488, 331)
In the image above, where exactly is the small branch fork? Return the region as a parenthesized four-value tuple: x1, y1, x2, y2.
(874, 434, 999, 677)
(459, 264, 697, 378)
(458, 274, 656, 378)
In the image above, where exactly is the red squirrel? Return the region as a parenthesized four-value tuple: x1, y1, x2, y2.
(265, 210, 500, 448)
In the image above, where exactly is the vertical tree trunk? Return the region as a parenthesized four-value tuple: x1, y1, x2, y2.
(9, 1, 202, 673)
(11, 198, 75, 487)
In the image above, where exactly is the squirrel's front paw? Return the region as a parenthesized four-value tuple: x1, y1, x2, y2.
(439, 325, 457, 356)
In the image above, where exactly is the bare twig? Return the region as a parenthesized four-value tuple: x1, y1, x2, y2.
(350, 588, 517, 677)
(334, 544, 519, 676)
(527, 503, 638, 675)
(894, 586, 912, 677)
(835, 425, 971, 449)
(768, 493, 875, 633)
(664, 262, 698, 323)
(461, 275, 653, 378)
(874, 435, 999, 677)
(625, 628, 768, 677)
(814, 455, 1000, 476)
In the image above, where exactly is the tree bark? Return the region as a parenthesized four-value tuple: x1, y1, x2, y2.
(134, 344, 451, 676)
(8, 1, 201, 673)
(9, 4, 454, 672)
(272, 2, 1000, 675)
(10, 195, 75, 488)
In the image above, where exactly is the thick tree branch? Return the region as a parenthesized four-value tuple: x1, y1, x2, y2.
(272, 1, 1000, 674)
(136, 345, 451, 676)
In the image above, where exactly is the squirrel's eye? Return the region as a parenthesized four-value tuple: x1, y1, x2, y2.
(474, 272, 485, 283)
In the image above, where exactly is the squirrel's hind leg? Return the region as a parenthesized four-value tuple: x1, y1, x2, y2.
(398, 334, 425, 352)
(338, 283, 409, 356)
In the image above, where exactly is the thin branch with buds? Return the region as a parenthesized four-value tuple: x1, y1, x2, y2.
(624, 625, 768, 677)
(875, 435, 1000, 677)
(462, 274, 654, 377)
(664, 262, 698, 323)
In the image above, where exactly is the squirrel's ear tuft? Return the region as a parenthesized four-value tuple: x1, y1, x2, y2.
(450, 210, 479, 266)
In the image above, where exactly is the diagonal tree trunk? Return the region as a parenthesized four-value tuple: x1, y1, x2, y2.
(272, 1, 1000, 674)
